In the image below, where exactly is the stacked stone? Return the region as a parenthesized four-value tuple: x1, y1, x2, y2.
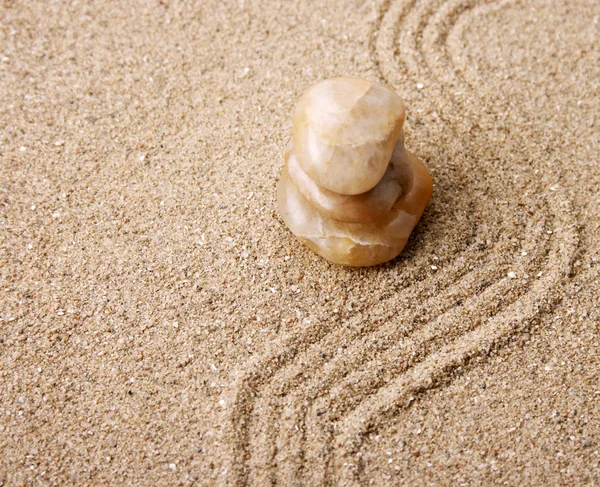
(277, 77, 433, 266)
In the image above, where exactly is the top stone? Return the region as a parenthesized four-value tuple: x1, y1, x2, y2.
(292, 77, 405, 195)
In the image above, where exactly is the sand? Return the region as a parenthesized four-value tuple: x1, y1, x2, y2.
(1, 0, 599, 485)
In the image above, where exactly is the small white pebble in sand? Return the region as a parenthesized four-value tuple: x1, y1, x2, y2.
(431, 265, 438, 270)
(19, 146, 26, 151)
(547, 230, 553, 234)
(169, 463, 176, 471)
(508, 271, 517, 279)
(52, 212, 60, 218)
(173, 322, 179, 329)
(521, 251, 528, 256)
(30, 205, 36, 210)
(537, 271, 543, 277)
(218, 399, 226, 407)
(416, 82, 424, 89)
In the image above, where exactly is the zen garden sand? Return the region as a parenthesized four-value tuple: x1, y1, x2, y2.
(1, 1, 599, 485)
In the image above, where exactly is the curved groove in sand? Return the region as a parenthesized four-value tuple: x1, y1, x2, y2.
(444, 0, 517, 93)
(330, 196, 578, 485)
(217, 1, 583, 485)
(219, 215, 498, 485)
(218, 232, 485, 486)
(267, 201, 554, 484)
(222, 200, 550, 485)
(330, 0, 580, 484)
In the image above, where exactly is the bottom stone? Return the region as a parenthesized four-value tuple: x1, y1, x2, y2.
(277, 150, 432, 267)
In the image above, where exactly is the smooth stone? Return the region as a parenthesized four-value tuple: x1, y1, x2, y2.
(286, 133, 414, 224)
(292, 77, 405, 196)
(277, 147, 432, 267)
(278, 76, 432, 266)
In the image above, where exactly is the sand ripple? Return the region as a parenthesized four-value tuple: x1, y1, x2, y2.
(217, 0, 587, 484)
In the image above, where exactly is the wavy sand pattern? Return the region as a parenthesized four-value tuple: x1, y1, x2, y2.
(218, 0, 588, 485)
(1, 1, 598, 486)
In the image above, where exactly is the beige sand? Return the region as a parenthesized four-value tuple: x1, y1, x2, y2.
(1, 0, 599, 485)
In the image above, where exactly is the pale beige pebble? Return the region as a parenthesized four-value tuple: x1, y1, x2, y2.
(278, 164, 413, 266)
(277, 141, 432, 267)
(286, 133, 413, 224)
(292, 77, 406, 195)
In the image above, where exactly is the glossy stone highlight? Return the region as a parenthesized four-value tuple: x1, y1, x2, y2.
(293, 77, 405, 196)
